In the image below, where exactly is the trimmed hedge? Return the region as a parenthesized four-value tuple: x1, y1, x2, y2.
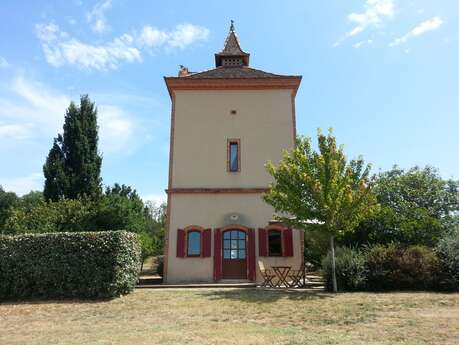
(0, 231, 141, 300)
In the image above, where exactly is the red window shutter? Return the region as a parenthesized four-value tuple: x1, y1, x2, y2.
(213, 229, 222, 281)
(176, 229, 185, 258)
(258, 228, 267, 257)
(282, 228, 294, 257)
(248, 228, 256, 281)
(202, 229, 212, 257)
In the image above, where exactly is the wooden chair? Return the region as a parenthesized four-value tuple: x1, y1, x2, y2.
(288, 263, 307, 288)
(258, 260, 275, 287)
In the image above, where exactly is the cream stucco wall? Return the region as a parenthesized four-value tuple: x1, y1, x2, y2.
(165, 88, 301, 284)
(166, 193, 303, 283)
(171, 89, 295, 188)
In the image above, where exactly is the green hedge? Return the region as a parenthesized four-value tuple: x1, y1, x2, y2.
(0, 231, 141, 300)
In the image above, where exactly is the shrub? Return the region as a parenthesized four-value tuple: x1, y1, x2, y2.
(322, 247, 367, 291)
(156, 255, 164, 277)
(3, 199, 96, 235)
(0, 231, 141, 300)
(365, 244, 440, 291)
(435, 233, 459, 291)
(139, 231, 155, 270)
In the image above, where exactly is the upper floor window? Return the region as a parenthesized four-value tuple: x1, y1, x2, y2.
(228, 139, 240, 172)
(268, 230, 282, 256)
(187, 231, 201, 257)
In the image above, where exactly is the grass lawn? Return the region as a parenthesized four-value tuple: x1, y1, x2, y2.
(1, 289, 458, 345)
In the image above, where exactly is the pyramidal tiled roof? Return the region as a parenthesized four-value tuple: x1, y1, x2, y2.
(168, 21, 301, 81)
(217, 21, 249, 57)
(184, 66, 288, 79)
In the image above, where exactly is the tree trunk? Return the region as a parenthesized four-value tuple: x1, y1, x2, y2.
(330, 235, 338, 293)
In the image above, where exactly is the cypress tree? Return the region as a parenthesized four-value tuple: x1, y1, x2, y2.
(43, 135, 67, 201)
(43, 95, 102, 201)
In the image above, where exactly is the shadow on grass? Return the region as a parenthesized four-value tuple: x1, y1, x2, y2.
(198, 288, 334, 303)
(0, 295, 117, 306)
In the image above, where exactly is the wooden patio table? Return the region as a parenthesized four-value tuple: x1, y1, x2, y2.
(271, 266, 292, 288)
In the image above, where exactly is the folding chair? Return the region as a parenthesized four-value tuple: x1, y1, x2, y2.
(258, 260, 275, 287)
(288, 264, 307, 288)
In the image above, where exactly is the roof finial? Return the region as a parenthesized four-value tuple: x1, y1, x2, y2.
(230, 19, 235, 32)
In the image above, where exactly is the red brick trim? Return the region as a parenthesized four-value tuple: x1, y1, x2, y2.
(166, 188, 268, 194)
(183, 225, 206, 257)
(220, 224, 251, 232)
(262, 224, 290, 257)
(163, 92, 176, 282)
(227, 138, 241, 173)
(164, 77, 302, 98)
(291, 90, 297, 148)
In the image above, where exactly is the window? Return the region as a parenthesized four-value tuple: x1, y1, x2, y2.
(223, 230, 246, 259)
(268, 230, 282, 256)
(187, 231, 201, 257)
(227, 139, 240, 172)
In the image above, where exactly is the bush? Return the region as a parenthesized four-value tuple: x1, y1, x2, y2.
(322, 247, 367, 291)
(3, 199, 96, 235)
(435, 233, 459, 291)
(365, 244, 440, 291)
(0, 231, 141, 300)
(139, 231, 155, 269)
(156, 255, 164, 277)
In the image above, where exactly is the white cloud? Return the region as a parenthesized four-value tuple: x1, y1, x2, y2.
(347, 0, 394, 37)
(335, 0, 394, 46)
(98, 105, 134, 154)
(0, 173, 43, 196)
(36, 23, 141, 70)
(353, 39, 374, 48)
(167, 24, 210, 49)
(87, 0, 112, 34)
(142, 193, 167, 205)
(390, 16, 443, 46)
(0, 75, 136, 155)
(138, 26, 169, 47)
(0, 75, 71, 138)
(0, 123, 33, 140)
(0, 56, 9, 68)
(36, 22, 209, 70)
(138, 23, 209, 50)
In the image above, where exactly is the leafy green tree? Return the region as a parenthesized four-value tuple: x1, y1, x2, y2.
(43, 136, 67, 201)
(95, 184, 146, 233)
(4, 198, 95, 235)
(346, 166, 459, 247)
(264, 130, 379, 292)
(144, 201, 167, 255)
(19, 191, 44, 211)
(43, 95, 102, 201)
(0, 186, 19, 234)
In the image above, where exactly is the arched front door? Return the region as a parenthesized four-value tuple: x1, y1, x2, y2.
(222, 230, 247, 279)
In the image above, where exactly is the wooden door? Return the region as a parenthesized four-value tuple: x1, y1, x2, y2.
(222, 230, 247, 279)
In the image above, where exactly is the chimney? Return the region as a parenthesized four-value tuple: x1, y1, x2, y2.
(178, 65, 190, 77)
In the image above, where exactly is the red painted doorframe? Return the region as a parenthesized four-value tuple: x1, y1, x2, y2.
(214, 225, 256, 282)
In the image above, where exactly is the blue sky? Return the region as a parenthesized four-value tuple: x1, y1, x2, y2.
(0, 0, 458, 203)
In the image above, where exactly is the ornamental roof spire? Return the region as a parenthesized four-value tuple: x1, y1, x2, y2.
(215, 20, 250, 67)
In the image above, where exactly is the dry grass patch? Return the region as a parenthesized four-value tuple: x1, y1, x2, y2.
(1, 289, 458, 345)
